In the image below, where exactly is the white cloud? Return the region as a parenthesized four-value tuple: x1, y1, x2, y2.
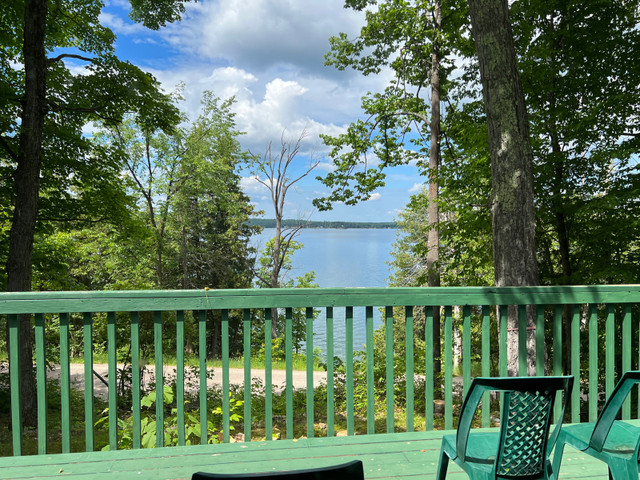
(162, 0, 365, 75)
(64, 62, 91, 77)
(368, 192, 382, 202)
(409, 183, 424, 194)
(204, 67, 258, 101)
(316, 161, 336, 173)
(105, 0, 131, 8)
(99, 11, 147, 36)
(100, 0, 422, 221)
(82, 122, 100, 137)
(133, 0, 395, 157)
(240, 175, 267, 195)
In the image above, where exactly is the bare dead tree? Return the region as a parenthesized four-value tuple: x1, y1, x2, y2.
(252, 129, 320, 337)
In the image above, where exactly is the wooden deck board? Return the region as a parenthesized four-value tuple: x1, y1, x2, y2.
(0, 431, 613, 480)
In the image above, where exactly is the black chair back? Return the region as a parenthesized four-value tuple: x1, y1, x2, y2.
(192, 460, 364, 480)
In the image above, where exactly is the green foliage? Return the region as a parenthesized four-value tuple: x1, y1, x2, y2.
(1, 0, 193, 290)
(378, 0, 640, 290)
(128, 0, 193, 29)
(510, 0, 640, 285)
(96, 386, 244, 449)
(92, 93, 259, 292)
(314, 0, 468, 211)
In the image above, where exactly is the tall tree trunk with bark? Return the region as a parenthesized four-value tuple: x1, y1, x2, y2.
(468, 0, 539, 375)
(428, 0, 442, 377)
(5, 0, 49, 428)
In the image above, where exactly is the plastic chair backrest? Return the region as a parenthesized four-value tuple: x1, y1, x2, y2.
(589, 370, 640, 453)
(456, 376, 574, 478)
(191, 460, 365, 480)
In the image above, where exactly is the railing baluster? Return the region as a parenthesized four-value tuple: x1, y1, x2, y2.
(637, 308, 640, 420)
(131, 312, 141, 449)
(107, 311, 117, 450)
(8, 314, 21, 456)
(425, 307, 433, 431)
(499, 305, 508, 377)
(222, 309, 230, 443)
(154, 311, 164, 448)
(405, 306, 414, 433)
(83, 313, 94, 452)
(518, 305, 527, 376)
(60, 312, 71, 453)
(366, 306, 375, 434)
(285, 307, 293, 439)
(345, 306, 354, 436)
(199, 310, 207, 444)
(243, 309, 251, 442)
(589, 304, 599, 422)
(571, 305, 580, 423)
(499, 305, 508, 418)
(552, 305, 563, 423)
(535, 305, 544, 376)
(326, 307, 335, 437)
(444, 305, 453, 430)
(462, 305, 471, 396)
(605, 304, 615, 398)
(306, 307, 315, 438)
(385, 306, 394, 433)
(35, 313, 47, 454)
(264, 308, 273, 440)
(177, 310, 186, 445)
(481, 306, 490, 428)
(622, 303, 631, 420)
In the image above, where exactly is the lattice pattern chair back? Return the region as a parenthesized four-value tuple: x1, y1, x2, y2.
(436, 376, 573, 480)
(496, 390, 553, 477)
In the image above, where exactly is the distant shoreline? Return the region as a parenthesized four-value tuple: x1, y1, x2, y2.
(249, 218, 398, 229)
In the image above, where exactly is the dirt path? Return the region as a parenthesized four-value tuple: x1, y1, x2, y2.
(48, 364, 327, 400)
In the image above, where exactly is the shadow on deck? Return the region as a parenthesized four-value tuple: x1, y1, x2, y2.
(1, 430, 610, 480)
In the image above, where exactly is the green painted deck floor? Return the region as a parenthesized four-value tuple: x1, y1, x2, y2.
(0, 430, 613, 480)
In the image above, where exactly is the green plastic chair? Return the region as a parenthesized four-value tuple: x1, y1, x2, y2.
(552, 370, 640, 480)
(436, 376, 574, 480)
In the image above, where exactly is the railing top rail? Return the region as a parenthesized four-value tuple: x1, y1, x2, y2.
(1, 285, 639, 314)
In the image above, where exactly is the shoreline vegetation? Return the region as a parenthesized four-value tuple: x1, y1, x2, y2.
(249, 218, 397, 229)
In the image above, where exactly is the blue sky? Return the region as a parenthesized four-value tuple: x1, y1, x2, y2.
(97, 0, 425, 222)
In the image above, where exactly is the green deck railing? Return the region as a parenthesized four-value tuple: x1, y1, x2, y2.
(1, 285, 640, 456)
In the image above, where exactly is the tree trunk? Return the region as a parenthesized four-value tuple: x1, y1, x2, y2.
(6, 0, 48, 429)
(5, 0, 48, 429)
(468, 0, 539, 375)
(269, 216, 282, 338)
(427, 0, 442, 377)
(181, 224, 188, 289)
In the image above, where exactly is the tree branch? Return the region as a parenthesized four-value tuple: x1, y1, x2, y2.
(47, 53, 94, 64)
(0, 135, 19, 161)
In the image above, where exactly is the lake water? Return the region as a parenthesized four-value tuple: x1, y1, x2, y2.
(252, 228, 398, 359)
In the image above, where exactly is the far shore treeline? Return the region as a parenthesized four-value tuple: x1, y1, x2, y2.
(248, 219, 398, 229)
